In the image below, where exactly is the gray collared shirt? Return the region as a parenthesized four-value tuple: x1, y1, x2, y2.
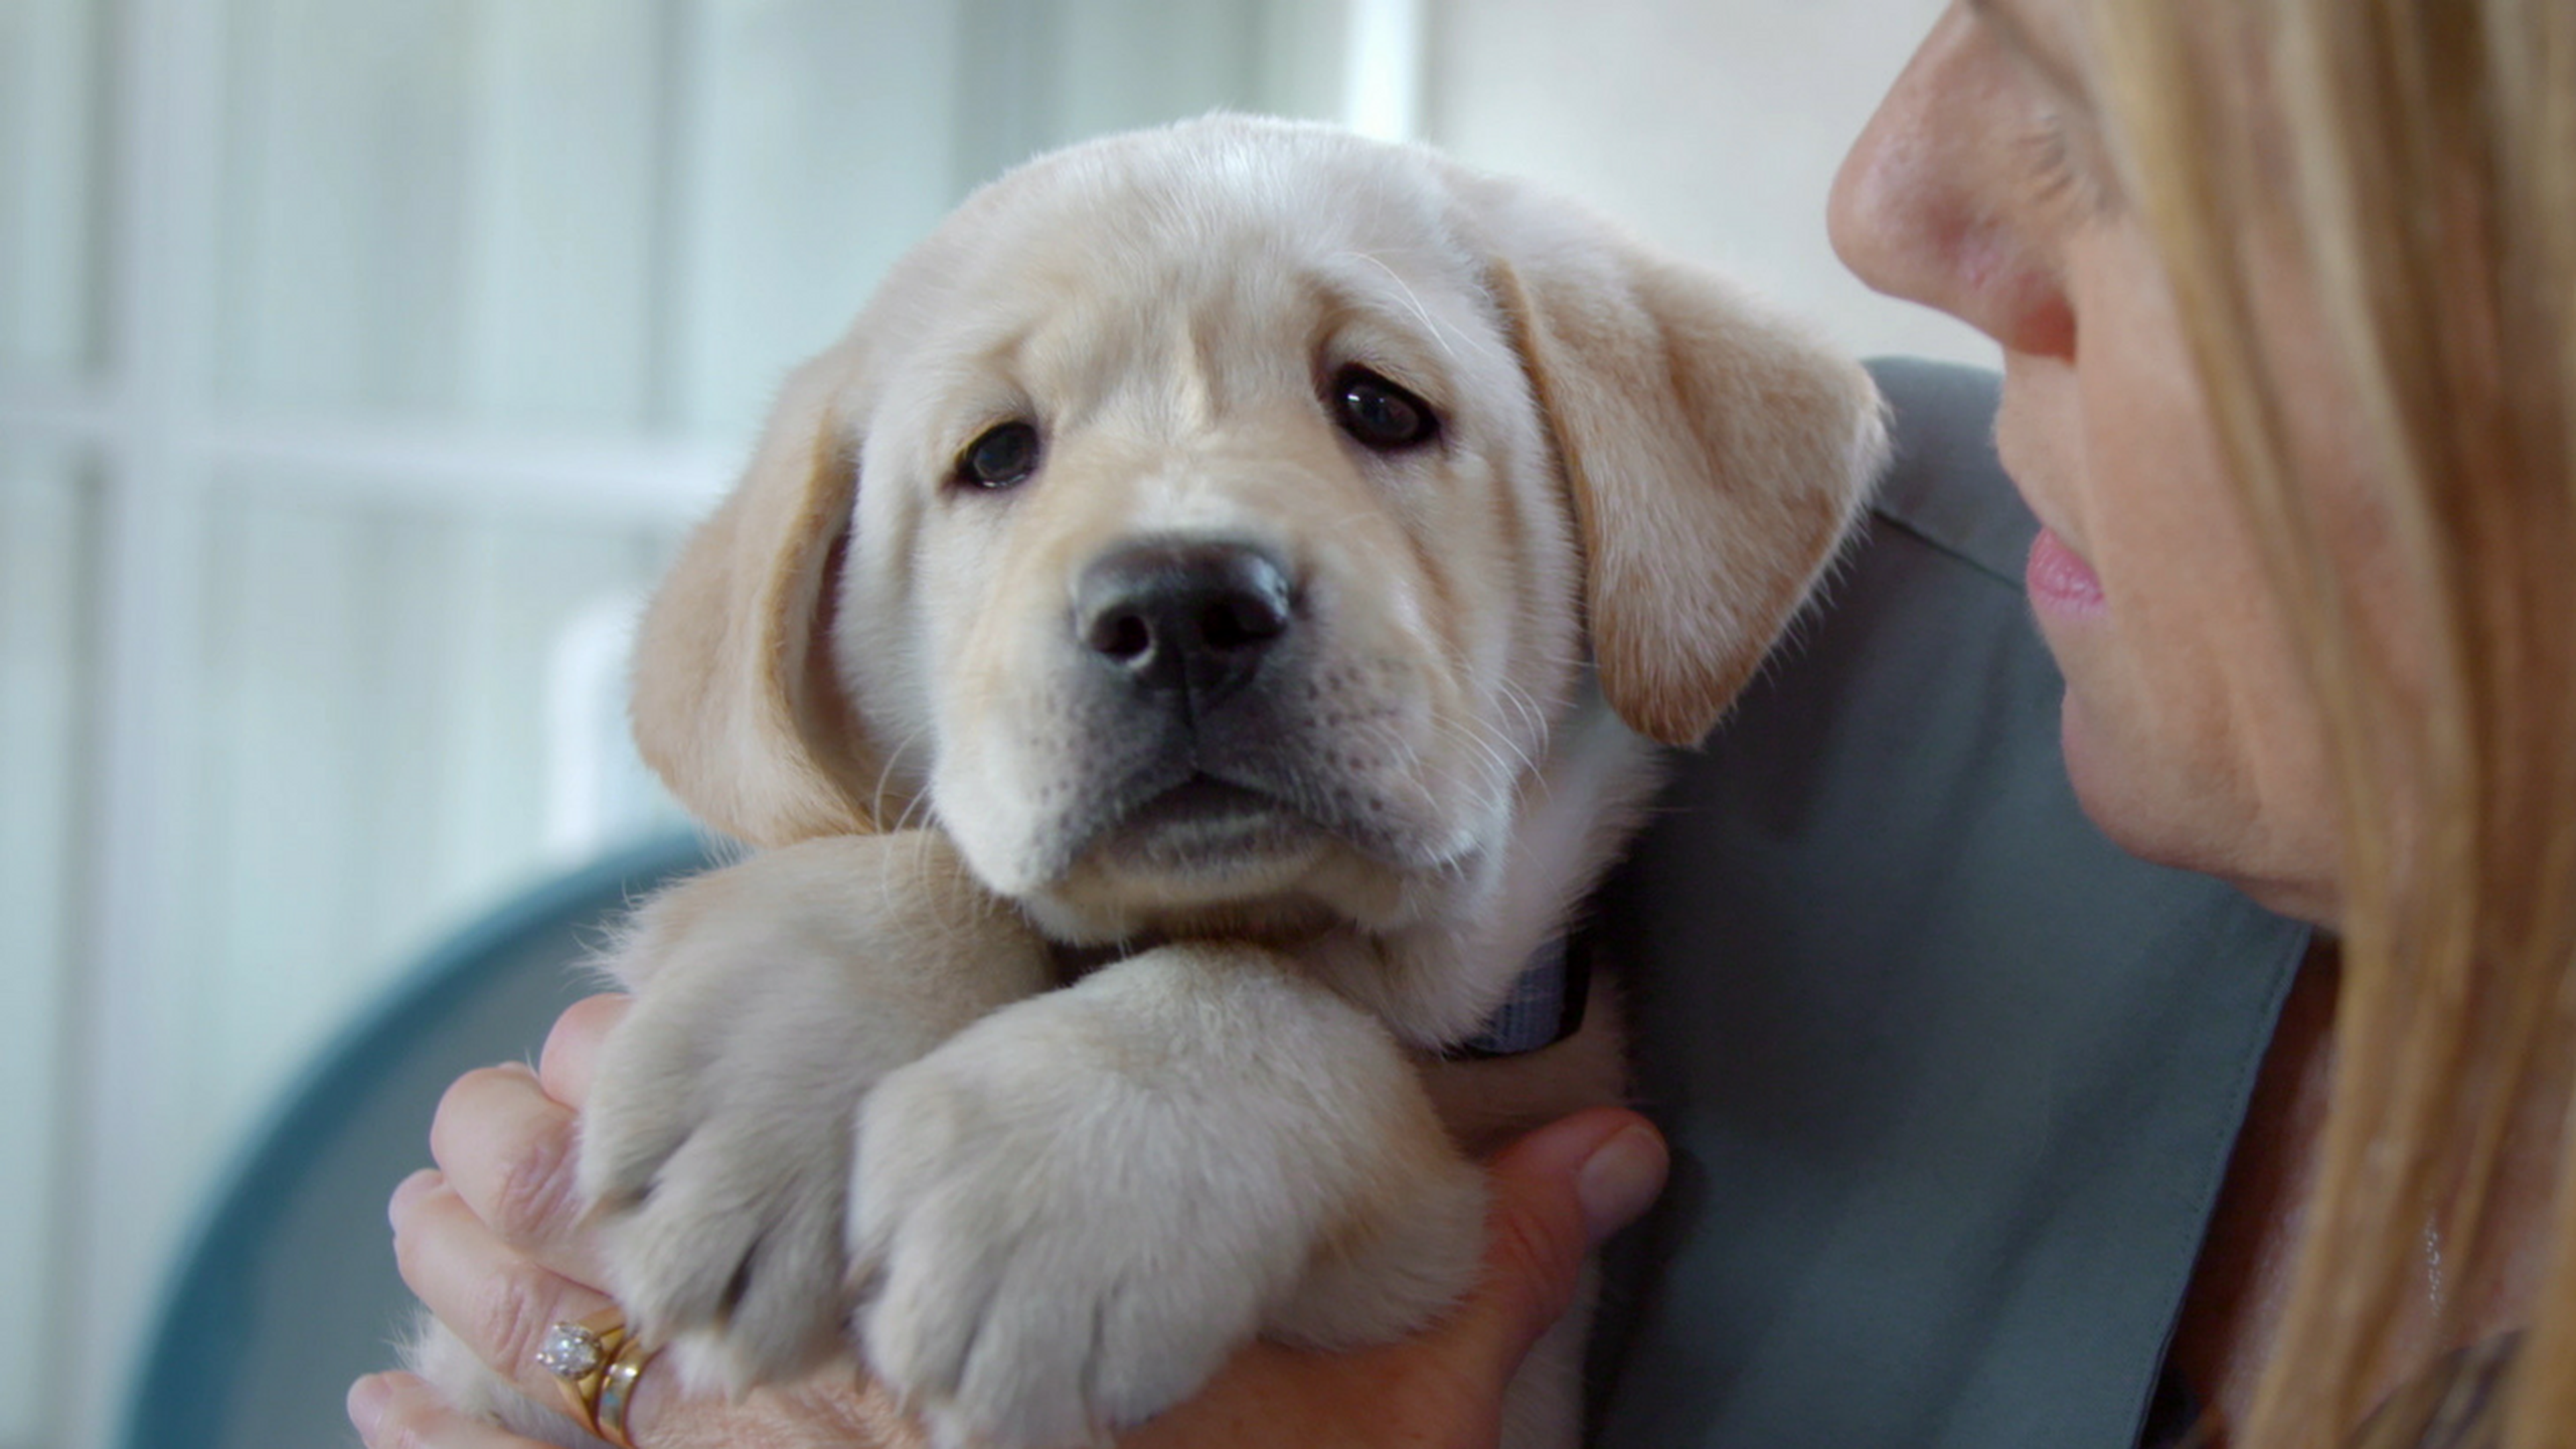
(1583, 358, 2310, 1448)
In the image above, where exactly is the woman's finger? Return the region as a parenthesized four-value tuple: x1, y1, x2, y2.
(427, 1066, 606, 1285)
(1430, 1108, 1668, 1391)
(390, 1170, 696, 1442)
(349, 1372, 554, 1449)
(389, 1169, 635, 1409)
(390, 1166, 702, 1446)
(537, 994, 630, 1110)
(1124, 1110, 1667, 1448)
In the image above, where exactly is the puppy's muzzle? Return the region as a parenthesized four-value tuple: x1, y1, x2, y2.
(1076, 539, 1295, 718)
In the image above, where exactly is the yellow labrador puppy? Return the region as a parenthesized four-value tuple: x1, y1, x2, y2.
(422, 115, 1883, 1449)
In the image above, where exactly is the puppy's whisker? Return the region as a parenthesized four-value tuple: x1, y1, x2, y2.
(1483, 708, 1544, 777)
(1315, 503, 1395, 537)
(1497, 682, 1552, 759)
(1438, 712, 1529, 793)
(888, 783, 938, 839)
(899, 826, 983, 957)
(1426, 711, 1501, 777)
(1353, 252, 1459, 364)
(1470, 698, 1544, 780)
(882, 751, 947, 842)
(859, 751, 947, 931)
(867, 727, 932, 828)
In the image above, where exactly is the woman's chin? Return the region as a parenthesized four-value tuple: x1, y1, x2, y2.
(2057, 694, 2341, 927)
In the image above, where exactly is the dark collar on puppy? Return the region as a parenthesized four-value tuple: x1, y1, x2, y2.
(1049, 939, 1138, 985)
(1441, 933, 1591, 1060)
(1049, 932, 1590, 1060)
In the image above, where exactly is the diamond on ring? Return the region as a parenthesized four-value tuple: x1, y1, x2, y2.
(537, 1322, 608, 1381)
(537, 1309, 632, 1441)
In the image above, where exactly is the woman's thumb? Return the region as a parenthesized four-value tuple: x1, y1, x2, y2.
(1442, 1109, 1668, 1385)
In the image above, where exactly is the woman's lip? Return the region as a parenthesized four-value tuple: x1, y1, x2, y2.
(2027, 526, 2107, 618)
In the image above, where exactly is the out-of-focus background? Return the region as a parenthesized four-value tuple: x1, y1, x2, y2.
(0, 1, 1970, 1446)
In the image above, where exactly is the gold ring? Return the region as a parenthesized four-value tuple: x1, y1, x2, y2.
(596, 1330, 659, 1449)
(534, 1306, 631, 1440)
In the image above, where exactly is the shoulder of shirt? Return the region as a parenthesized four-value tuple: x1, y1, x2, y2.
(1861, 356, 2033, 590)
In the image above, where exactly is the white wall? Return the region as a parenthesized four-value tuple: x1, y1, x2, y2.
(1424, 0, 1988, 367)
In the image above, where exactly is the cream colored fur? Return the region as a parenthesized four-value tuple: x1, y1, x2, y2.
(419, 115, 1884, 1449)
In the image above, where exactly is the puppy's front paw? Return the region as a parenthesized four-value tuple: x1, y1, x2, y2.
(851, 1043, 1279, 1448)
(847, 947, 1485, 1449)
(578, 838, 1051, 1393)
(582, 973, 877, 1392)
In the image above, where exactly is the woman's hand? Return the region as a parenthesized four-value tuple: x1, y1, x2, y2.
(352, 994, 1668, 1449)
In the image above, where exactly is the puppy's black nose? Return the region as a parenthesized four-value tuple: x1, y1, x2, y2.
(1075, 540, 1293, 708)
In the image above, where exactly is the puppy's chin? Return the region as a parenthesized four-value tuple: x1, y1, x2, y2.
(1005, 814, 1497, 947)
(939, 751, 1500, 928)
(1087, 777, 1336, 880)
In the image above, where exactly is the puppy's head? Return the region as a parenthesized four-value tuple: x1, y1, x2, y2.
(633, 116, 1884, 943)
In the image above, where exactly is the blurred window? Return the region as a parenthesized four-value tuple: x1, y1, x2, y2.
(0, 3, 1387, 1446)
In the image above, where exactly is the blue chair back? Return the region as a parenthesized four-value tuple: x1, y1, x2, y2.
(119, 833, 718, 1449)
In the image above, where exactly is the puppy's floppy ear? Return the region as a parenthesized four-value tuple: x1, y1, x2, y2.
(630, 345, 883, 847)
(1471, 181, 1889, 746)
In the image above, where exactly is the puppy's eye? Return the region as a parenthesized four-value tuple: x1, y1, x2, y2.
(957, 421, 1041, 490)
(1330, 368, 1440, 451)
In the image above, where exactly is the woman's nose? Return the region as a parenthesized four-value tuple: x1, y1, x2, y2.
(1829, 5, 2078, 360)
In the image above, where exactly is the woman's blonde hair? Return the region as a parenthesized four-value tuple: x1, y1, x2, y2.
(2085, 0, 2576, 1445)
